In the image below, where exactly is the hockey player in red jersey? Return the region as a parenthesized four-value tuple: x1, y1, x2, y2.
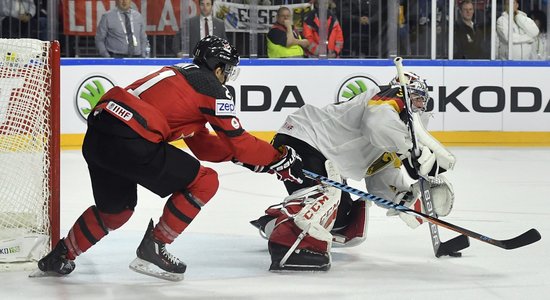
(246, 72, 456, 271)
(35, 36, 304, 281)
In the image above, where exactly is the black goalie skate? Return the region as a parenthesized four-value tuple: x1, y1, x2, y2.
(30, 239, 75, 277)
(268, 241, 331, 272)
(129, 219, 187, 281)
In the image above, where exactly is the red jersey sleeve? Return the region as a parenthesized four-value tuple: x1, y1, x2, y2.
(184, 126, 233, 162)
(198, 93, 279, 166)
(129, 65, 280, 166)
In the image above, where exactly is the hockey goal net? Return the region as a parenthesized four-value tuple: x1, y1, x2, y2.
(0, 39, 60, 269)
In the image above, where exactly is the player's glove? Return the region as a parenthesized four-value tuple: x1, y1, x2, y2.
(231, 145, 305, 184)
(266, 145, 305, 184)
(232, 159, 268, 173)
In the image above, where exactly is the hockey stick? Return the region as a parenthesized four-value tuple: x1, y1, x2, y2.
(393, 57, 467, 257)
(303, 169, 541, 250)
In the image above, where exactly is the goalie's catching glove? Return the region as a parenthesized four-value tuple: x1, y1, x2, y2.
(388, 176, 455, 229)
(232, 145, 305, 184)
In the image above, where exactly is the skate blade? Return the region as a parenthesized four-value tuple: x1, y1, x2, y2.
(129, 258, 184, 282)
(28, 268, 66, 278)
(269, 263, 331, 272)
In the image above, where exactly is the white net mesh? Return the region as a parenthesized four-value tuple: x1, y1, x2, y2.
(0, 39, 53, 266)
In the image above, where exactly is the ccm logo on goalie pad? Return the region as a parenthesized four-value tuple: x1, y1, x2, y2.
(215, 99, 236, 116)
(303, 195, 339, 225)
(304, 195, 330, 220)
(106, 101, 133, 121)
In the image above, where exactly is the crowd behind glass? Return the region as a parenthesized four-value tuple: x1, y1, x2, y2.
(1, 0, 548, 60)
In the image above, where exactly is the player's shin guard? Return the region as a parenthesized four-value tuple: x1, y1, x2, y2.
(131, 166, 218, 281)
(154, 191, 202, 244)
(154, 166, 218, 244)
(35, 206, 132, 277)
(63, 205, 133, 260)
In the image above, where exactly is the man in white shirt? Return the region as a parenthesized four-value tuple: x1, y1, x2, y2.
(95, 0, 148, 58)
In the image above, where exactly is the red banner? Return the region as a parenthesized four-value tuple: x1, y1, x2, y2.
(63, 0, 200, 36)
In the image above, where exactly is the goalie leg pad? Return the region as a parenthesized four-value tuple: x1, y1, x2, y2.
(331, 200, 370, 247)
(250, 185, 323, 240)
(293, 186, 341, 244)
(272, 160, 341, 248)
(269, 212, 331, 255)
(267, 184, 339, 253)
(266, 160, 342, 270)
(267, 208, 332, 271)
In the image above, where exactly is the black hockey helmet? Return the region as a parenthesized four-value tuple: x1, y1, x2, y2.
(193, 35, 240, 80)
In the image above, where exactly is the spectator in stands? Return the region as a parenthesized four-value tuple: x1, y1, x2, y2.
(339, 0, 370, 57)
(417, 0, 445, 26)
(232, 0, 272, 4)
(302, 0, 344, 58)
(398, 0, 411, 56)
(266, 6, 309, 58)
(173, 0, 226, 58)
(496, 0, 539, 60)
(0, 0, 36, 38)
(529, 8, 547, 60)
(454, 0, 488, 59)
(95, 0, 148, 58)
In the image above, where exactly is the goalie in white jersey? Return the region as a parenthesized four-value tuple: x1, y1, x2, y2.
(242, 72, 456, 271)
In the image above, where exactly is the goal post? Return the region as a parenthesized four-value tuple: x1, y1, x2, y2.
(0, 39, 60, 267)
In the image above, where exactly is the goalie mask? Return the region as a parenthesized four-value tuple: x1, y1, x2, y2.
(193, 36, 240, 82)
(390, 72, 430, 112)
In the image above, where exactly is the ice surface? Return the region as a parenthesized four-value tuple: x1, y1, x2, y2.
(1, 148, 548, 300)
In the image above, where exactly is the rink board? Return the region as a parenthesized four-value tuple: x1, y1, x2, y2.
(59, 59, 550, 148)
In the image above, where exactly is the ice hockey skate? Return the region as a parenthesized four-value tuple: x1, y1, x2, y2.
(129, 219, 187, 282)
(268, 241, 331, 271)
(29, 239, 75, 278)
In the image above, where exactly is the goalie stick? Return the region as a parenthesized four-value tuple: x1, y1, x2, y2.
(393, 57, 465, 257)
(303, 169, 541, 251)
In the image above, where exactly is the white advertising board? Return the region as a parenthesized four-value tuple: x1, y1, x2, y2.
(61, 59, 550, 135)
